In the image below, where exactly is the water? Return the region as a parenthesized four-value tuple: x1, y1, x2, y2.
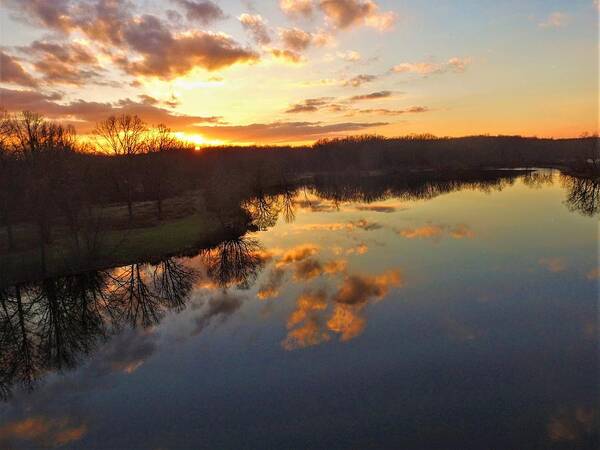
(0, 171, 598, 449)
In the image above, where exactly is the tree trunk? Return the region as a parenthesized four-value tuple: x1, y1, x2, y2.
(6, 222, 15, 251)
(127, 187, 133, 223)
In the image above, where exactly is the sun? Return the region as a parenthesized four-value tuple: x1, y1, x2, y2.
(174, 132, 223, 149)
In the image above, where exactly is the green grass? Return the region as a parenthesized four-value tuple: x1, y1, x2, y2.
(0, 194, 247, 286)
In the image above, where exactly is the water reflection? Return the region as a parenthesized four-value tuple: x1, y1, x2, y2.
(0, 170, 598, 449)
(0, 258, 197, 399)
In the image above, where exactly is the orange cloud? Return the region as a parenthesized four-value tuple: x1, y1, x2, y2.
(283, 269, 402, 349)
(392, 57, 471, 75)
(334, 270, 403, 305)
(239, 13, 272, 45)
(0, 51, 38, 87)
(326, 304, 366, 341)
(399, 225, 445, 240)
(320, 0, 396, 31)
(0, 416, 87, 447)
(280, 0, 315, 18)
(397, 223, 475, 242)
(278, 244, 320, 266)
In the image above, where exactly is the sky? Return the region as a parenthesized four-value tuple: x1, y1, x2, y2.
(0, 0, 598, 145)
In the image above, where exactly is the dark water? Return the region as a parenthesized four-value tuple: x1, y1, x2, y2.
(0, 171, 598, 449)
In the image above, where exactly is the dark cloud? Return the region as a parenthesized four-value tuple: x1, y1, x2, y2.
(138, 94, 159, 105)
(18, 40, 105, 86)
(333, 270, 402, 305)
(192, 293, 243, 335)
(119, 14, 259, 78)
(239, 13, 272, 45)
(257, 267, 286, 299)
(294, 258, 324, 281)
(91, 328, 159, 375)
(4, 2, 258, 81)
(344, 74, 377, 87)
(355, 205, 397, 213)
(350, 90, 392, 101)
(0, 51, 38, 87)
(359, 106, 429, 115)
(0, 88, 222, 133)
(172, 0, 227, 24)
(350, 218, 382, 230)
(286, 97, 335, 113)
(194, 120, 388, 143)
(3, 0, 74, 32)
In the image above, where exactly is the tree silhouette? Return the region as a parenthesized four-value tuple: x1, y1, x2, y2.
(95, 115, 147, 221)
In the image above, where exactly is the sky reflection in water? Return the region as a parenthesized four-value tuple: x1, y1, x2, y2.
(0, 171, 598, 450)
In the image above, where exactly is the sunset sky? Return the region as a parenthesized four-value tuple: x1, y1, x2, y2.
(0, 0, 597, 145)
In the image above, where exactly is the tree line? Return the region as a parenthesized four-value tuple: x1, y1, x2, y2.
(0, 111, 597, 259)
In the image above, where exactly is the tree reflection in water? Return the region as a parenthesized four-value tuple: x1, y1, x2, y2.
(0, 257, 197, 400)
(0, 169, 597, 400)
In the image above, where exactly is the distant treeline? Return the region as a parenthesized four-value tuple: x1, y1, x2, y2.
(0, 112, 598, 253)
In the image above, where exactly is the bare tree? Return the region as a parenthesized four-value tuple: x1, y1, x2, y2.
(94, 114, 147, 156)
(143, 124, 179, 220)
(95, 115, 147, 221)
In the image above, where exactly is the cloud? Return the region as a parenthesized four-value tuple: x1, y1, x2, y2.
(350, 218, 382, 230)
(257, 267, 286, 299)
(92, 328, 158, 375)
(539, 12, 569, 28)
(397, 223, 475, 242)
(286, 97, 335, 113)
(280, 0, 315, 18)
(338, 50, 362, 62)
(18, 40, 105, 86)
(323, 259, 348, 274)
(294, 258, 325, 280)
(239, 13, 272, 45)
(192, 293, 244, 335)
(358, 106, 429, 115)
(172, 0, 227, 24)
(283, 289, 330, 350)
(0, 416, 87, 448)
(344, 74, 377, 87)
(283, 269, 402, 349)
(280, 27, 313, 51)
(292, 257, 347, 281)
(355, 205, 396, 213)
(278, 27, 333, 54)
(3, 2, 258, 81)
(270, 48, 305, 64)
(119, 15, 259, 78)
(539, 257, 567, 273)
(350, 90, 392, 101)
(3, 0, 74, 32)
(193, 120, 387, 143)
(319, 0, 397, 31)
(278, 244, 320, 265)
(0, 88, 222, 134)
(392, 57, 471, 75)
(333, 270, 403, 305)
(0, 51, 38, 87)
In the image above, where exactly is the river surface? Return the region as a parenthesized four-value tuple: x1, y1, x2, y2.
(0, 170, 598, 449)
